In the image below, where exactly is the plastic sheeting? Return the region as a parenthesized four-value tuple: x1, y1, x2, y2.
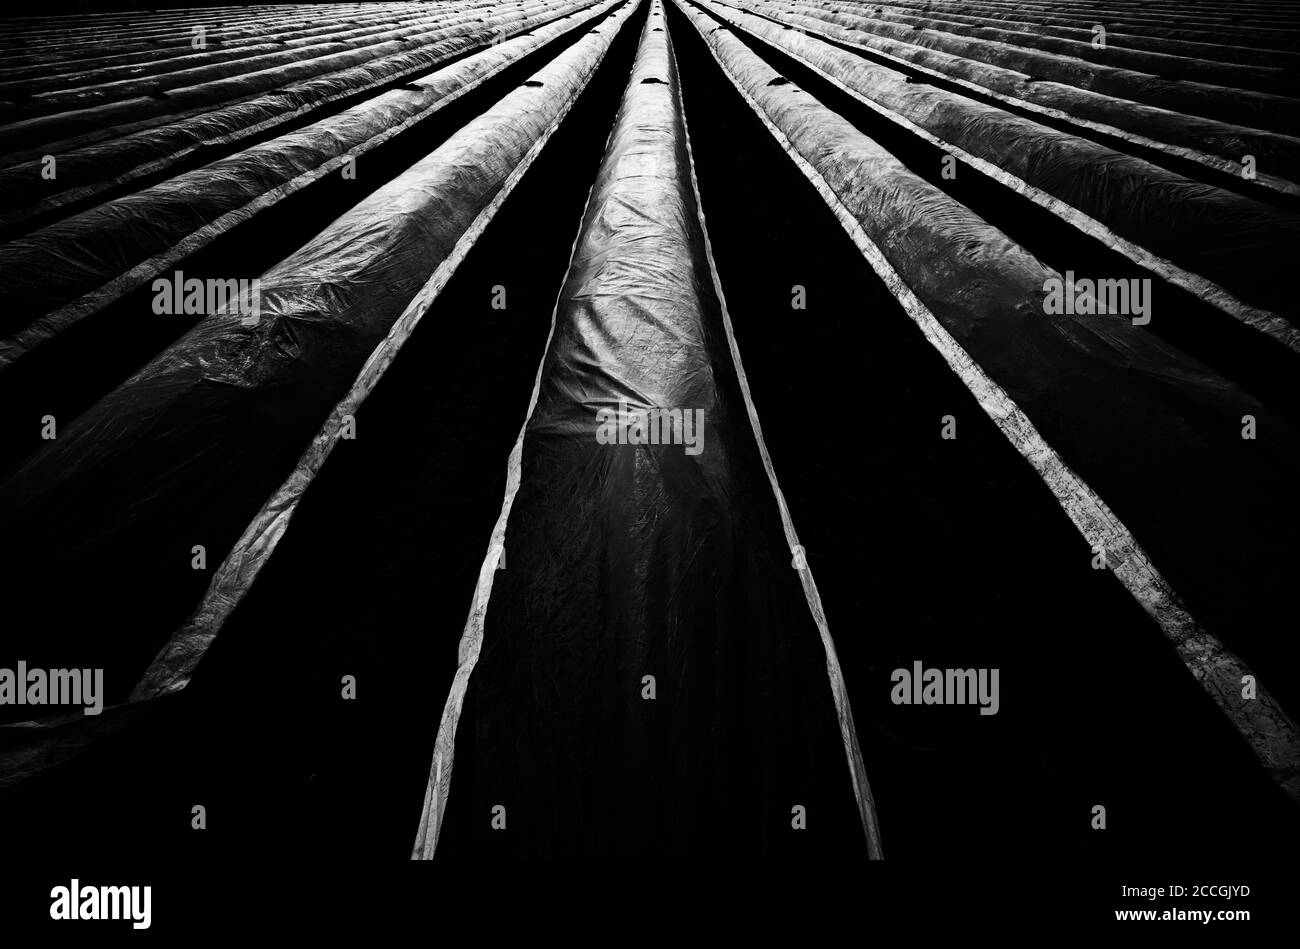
(0, 0, 579, 152)
(0, 2, 499, 92)
(418, 0, 871, 859)
(782, 0, 1295, 93)
(868, 1, 1300, 50)
(0, 0, 594, 210)
(0, 0, 620, 360)
(14, 6, 518, 114)
(0, 5, 361, 59)
(698, 0, 1300, 331)
(0, 6, 472, 105)
(800, 0, 1300, 68)
(676, 0, 1300, 803)
(0, 8, 629, 721)
(756, 1, 1300, 133)
(0, 3, 478, 75)
(132, 0, 643, 705)
(938, 0, 1300, 43)
(716, 0, 1300, 159)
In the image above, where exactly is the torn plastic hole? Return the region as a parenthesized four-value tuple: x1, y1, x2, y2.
(523, 80, 544, 87)
(641, 77, 666, 84)
(768, 77, 791, 86)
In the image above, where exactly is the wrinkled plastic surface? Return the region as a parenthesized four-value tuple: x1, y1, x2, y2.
(0, 0, 594, 221)
(701, 0, 1300, 325)
(838, 0, 1300, 51)
(748, 0, 1300, 133)
(0, 0, 578, 152)
(711, 0, 1300, 175)
(11, 10, 483, 114)
(0, 1, 505, 98)
(793, 0, 1294, 94)
(0, 14, 622, 721)
(0, 3, 462, 81)
(803, 0, 1300, 68)
(432, 2, 867, 859)
(0, 0, 615, 352)
(680, 0, 1300, 793)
